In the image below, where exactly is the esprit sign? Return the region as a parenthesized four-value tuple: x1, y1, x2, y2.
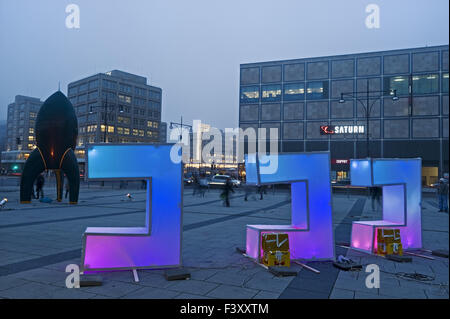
(320, 125, 365, 135)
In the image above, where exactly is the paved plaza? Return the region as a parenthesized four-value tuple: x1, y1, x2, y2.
(0, 177, 448, 299)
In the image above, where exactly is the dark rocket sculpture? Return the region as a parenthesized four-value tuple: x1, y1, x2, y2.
(20, 91, 80, 204)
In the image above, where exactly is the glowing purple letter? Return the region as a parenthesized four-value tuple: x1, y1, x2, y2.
(245, 152, 335, 261)
(350, 158, 422, 253)
(81, 144, 182, 272)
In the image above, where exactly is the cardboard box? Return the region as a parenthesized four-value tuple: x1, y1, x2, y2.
(262, 233, 289, 251)
(377, 228, 402, 255)
(262, 250, 290, 267)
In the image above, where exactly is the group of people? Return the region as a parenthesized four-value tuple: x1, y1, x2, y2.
(32, 172, 70, 200)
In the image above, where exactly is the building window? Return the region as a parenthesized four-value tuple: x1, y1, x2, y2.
(139, 129, 145, 137)
(78, 94, 87, 103)
(149, 91, 161, 101)
(262, 85, 282, 102)
(240, 86, 259, 103)
(412, 74, 439, 94)
(68, 86, 78, 95)
(103, 79, 117, 90)
(283, 83, 305, 101)
(117, 116, 131, 124)
(117, 127, 124, 135)
(124, 128, 130, 135)
(132, 129, 138, 136)
(384, 76, 409, 95)
(443, 73, 449, 93)
(118, 94, 131, 104)
(119, 84, 132, 93)
(89, 79, 99, 89)
(306, 81, 329, 100)
(79, 83, 88, 92)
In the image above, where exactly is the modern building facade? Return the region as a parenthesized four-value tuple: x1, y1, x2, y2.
(239, 45, 449, 185)
(5, 95, 42, 152)
(1, 95, 42, 174)
(67, 70, 162, 148)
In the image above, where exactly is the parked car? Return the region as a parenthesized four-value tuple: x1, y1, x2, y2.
(209, 175, 241, 187)
(184, 177, 193, 185)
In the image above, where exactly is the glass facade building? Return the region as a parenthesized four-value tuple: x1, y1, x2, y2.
(239, 45, 449, 185)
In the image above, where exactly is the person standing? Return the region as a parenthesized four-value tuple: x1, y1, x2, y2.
(35, 173, 45, 199)
(64, 176, 70, 199)
(437, 178, 449, 212)
(223, 177, 234, 207)
(370, 186, 381, 211)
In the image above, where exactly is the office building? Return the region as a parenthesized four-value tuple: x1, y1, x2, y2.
(68, 70, 162, 147)
(239, 45, 449, 185)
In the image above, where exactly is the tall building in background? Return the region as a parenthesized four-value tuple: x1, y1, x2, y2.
(1, 95, 42, 174)
(5, 95, 42, 151)
(239, 45, 449, 185)
(68, 70, 162, 148)
(0, 121, 6, 152)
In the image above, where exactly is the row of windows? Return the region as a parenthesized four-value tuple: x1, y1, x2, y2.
(69, 82, 161, 101)
(75, 103, 161, 118)
(77, 135, 160, 145)
(69, 91, 162, 107)
(79, 125, 159, 137)
(240, 73, 449, 103)
(241, 82, 329, 103)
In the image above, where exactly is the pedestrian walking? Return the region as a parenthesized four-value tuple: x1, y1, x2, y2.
(370, 186, 381, 211)
(35, 173, 45, 199)
(257, 185, 265, 200)
(64, 176, 70, 199)
(222, 177, 234, 207)
(437, 177, 449, 212)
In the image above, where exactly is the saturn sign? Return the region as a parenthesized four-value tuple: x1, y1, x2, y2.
(320, 125, 365, 135)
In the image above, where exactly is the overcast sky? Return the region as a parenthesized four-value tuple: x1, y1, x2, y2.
(0, 0, 448, 128)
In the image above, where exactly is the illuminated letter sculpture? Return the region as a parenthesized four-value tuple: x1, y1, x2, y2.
(245, 152, 335, 261)
(81, 144, 182, 271)
(350, 158, 422, 253)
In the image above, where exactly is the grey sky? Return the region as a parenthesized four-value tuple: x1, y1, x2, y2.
(0, 0, 448, 129)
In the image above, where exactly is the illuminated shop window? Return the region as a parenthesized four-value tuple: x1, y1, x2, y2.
(412, 74, 439, 94)
(384, 76, 409, 95)
(262, 85, 282, 102)
(108, 126, 115, 133)
(306, 81, 329, 100)
(240, 86, 259, 103)
(283, 83, 305, 101)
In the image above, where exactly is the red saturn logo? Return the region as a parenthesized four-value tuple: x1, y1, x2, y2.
(320, 125, 334, 135)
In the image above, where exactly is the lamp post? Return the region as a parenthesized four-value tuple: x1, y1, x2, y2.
(89, 96, 124, 187)
(170, 116, 193, 175)
(89, 96, 124, 143)
(339, 79, 398, 158)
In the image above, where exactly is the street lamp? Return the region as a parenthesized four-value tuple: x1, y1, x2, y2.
(339, 79, 399, 158)
(89, 96, 124, 143)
